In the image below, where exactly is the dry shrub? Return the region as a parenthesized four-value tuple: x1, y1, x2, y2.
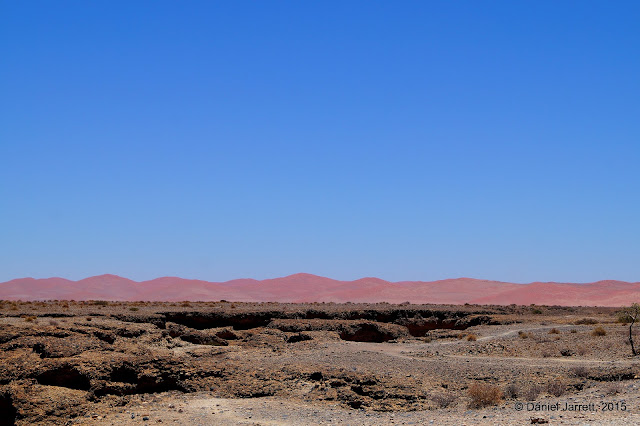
(592, 326, 606, 336)
(617, 312, 631, 324)
(576, 346, 588, 356)
(606, 382, 624, 395)
(524, 385, 543, 401)
(570, 329, 577, 333)
(546, 379, 566, 397)
(466, 334, 477, 341)
(570, 366, 589, 378)
(422, 337, 432, 343)
(48, 319, 59, 327)
(541, 350, 553, 358)
(560, 348, 574, 356)
(468, 382, 503, 408)
(518, 331, 531, 339)
(86, 317, 92, 322)
(431, 392, 458, 408)
(22, 315, 37, 322)
(457, 333, 466, 340)
(575, 318, 598, 325)
(504, 383, 520, 399)
(548, 328, 560, 334)
(129, 307, 139, 311)
(180, 301, 191, 307)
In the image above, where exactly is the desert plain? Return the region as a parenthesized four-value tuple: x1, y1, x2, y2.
(1, 299, 640, 425)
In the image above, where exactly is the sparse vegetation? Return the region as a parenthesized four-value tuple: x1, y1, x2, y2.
(546, 379, 566, 397)
(468, 382, 503, 408)
(503, 383, 520, 399)
(592, 326, 607, 336)
(548, 328, 560, 334)
(524, 385, 543, 401)
(466, 334, 477, 341)
(431, 392, 458, 408)
(575, 318, 598, 325)
(605, 381, 624, 395)
(570, 366, 589, 378)
(620, 303, 640, 356)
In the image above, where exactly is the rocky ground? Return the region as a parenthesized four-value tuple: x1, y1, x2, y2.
(1, 301, 639, 425)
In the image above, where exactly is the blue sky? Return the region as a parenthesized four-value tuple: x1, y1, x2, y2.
(1, 1, 639, 283)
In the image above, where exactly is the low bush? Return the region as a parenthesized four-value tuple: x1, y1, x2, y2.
(570, 366, 589, 378)
(524, 385, 543, 401)
(616, 312, 631, 324)
(606, 382, 624, 395)
(504, 383, 520, 399)
(466, 334, 477, 341)
(431, 392, 457, 408)
(468, 382, 503, 408)
(548, 328, 560, 334)
(546, 380, 566, 397)
(575, 318, 598, 325)
(592, 326, 607, 336)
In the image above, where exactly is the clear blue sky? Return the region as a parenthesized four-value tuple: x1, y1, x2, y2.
(1, 1, 638, 284)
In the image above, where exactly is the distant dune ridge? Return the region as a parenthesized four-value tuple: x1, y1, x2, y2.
(2, 273, 640, 306)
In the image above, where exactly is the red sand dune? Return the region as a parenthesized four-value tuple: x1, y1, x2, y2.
(1, 273, 639, 306)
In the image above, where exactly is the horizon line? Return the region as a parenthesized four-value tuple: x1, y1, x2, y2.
(3, 273, 638, 286)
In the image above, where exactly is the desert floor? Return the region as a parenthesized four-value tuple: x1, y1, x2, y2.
(1, 301, 639, 425)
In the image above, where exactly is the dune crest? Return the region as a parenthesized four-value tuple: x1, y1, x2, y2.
(1, 274, 638, 306)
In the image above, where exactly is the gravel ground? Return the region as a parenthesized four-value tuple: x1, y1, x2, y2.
(75, 389, 640, 425)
